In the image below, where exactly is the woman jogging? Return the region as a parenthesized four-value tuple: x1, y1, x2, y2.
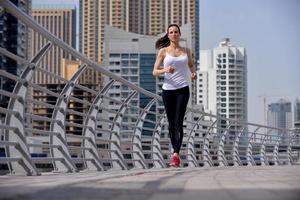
(152, 24, 197, 167)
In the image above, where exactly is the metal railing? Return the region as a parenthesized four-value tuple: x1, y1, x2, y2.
(0, 0, 299, 176)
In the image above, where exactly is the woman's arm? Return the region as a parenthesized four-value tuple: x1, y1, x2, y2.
(187, 48, 197, 80)
(153, 48, 174, 76)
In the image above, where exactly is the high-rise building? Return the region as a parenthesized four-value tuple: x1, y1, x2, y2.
(294, 98, 300, 128)
(31, 5, 76, 84)
(79, 0, 199, 89)
(267, 99, 293, 141)
(293, 98, 300, 143)
(197, 38, 248, 133)
(267, 99, 293, 129)
(0, 0, 31, 108)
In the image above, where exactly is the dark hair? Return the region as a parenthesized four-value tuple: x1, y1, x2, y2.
(155, 24, 181, 49)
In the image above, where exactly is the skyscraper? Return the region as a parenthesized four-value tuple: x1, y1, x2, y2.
(294, 98, 300, 128)
(31, 5, 76, 84)
(267, 99, 293, 129)
(0, 0, 31, 108)
(198, 38, 248, 132)
(267, 99, 293, 141)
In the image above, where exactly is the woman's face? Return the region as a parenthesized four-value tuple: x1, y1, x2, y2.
(168, 26, 180, 42)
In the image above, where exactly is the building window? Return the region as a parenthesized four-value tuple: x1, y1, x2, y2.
(110, 53, 120, 57)
(121, 54, 129, 59)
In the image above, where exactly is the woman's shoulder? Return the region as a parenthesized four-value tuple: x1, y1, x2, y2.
(158, 47, 167, 56)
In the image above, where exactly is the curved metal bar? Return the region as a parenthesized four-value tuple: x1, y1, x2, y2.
(152, 111, 166, 168)
(49, 65, 87, 172)
(109, 91, 137, 170)
(259, 129, 272, 166)
(186, 114, 204, 167)
(82, 80, 115, 171)
(246, 127, 260, 166)
(287, 130, 293, 165)
(217, 122, 232, 167)
(232, 127, 246, 166)
(132, 99, 155, 169)
(202, 119, 218, 167)
(0, 6, 5, 16)
(4, 42, 52, 175)
(273, 134, 281, 166)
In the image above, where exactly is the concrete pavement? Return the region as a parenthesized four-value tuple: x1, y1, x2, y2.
(1, 165, 300, 200)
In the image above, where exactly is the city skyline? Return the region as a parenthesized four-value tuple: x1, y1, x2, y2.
(32, 0, 300, 126)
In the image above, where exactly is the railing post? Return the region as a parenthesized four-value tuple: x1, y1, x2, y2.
(247, 127, 260, 166)
(131, 99, 156, 169)
(110, 91, 137, 170)
(202, 119, 217, 167)
(186, 114, 204, 167)
(152, 112, 166, 168)
(232, 127, 246, 166)
(217, 122, 232, 167)
(287, 130, 294, 165)
(273, 134, 281, 166)
(49, 65, 87, 172)
(4, 42, 52, 175)
(259, 129, 272, 166)
(82, 80, 115, 171)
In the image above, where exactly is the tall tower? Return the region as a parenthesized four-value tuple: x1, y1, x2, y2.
(0, 0, 32, 108)
(267, 99, 293, 129)
(32, 5, 76, 84)
(294, 98, 300, 128)
(267, 99, 293, 141)
(198, 38, 248, 132)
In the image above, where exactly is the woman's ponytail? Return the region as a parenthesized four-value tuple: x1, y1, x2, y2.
(155, 33, 170, 49)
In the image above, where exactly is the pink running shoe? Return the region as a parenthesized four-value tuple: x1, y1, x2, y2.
(169, 154, 180, 167)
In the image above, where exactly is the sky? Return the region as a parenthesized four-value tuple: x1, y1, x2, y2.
(33, 0, 300, 125)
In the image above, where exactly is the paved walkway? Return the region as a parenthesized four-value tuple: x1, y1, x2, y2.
(1, 165, 300, 200)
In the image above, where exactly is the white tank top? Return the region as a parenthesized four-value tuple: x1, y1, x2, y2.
(162, 53, 189, 90)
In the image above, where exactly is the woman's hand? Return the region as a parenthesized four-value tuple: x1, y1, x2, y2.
(191, 72, 197, 80)
(165, 65, 175, 74)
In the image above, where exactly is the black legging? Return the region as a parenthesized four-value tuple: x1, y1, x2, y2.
(162, 86, 190, 154)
